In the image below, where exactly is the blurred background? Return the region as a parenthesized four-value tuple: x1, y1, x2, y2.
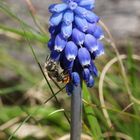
(0, 0, 140, 140)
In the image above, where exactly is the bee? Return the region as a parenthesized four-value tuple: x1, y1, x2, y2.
(44, 56, 70, 84)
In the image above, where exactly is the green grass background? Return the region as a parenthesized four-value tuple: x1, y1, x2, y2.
(0, 1, 140, 140)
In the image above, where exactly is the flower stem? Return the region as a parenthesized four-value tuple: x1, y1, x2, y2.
(70, 84, 82, 140)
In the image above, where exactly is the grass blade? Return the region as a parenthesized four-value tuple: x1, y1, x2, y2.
(83, 83, 103, 140)
(0, 24, 48, 43)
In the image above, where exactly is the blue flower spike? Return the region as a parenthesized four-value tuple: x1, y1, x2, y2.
(48, 0, 105, 95)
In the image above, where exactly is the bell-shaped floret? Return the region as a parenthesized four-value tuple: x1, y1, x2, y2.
(72, 28, 85, 45)
(54, 33, 66, 52)
(61, 22, 72, 39)
(65, 41, 78, 61)
(86, 75, 94, 87)
(89, 61, 98, 77)
(93, 41, 104, 57)
(63, 10, 74, 25)
(74, 6, 87, 18)
(84, 34, 98, 53)
(85, 10, 99, 23)
(49, 13, 63, 26)
(79, 0, 95, 10)
(93, 25, 104, 39)
(86, 22, 96, 34)
(75, 16, 88, 32)
(71, 72, 80, 86)
(82, 68, 90, 81)
(49, 3, 68, 13)
(66, 82, 73, 96)
(78, 48, 91, 67)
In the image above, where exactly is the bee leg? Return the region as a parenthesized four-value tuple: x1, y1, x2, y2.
(60, 71, 70, 84)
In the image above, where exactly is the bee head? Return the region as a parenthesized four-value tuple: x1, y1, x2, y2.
(45, 58, 57, 71)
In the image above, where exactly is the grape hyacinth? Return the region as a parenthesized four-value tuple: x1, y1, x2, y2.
(48, 0, 104, 95)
